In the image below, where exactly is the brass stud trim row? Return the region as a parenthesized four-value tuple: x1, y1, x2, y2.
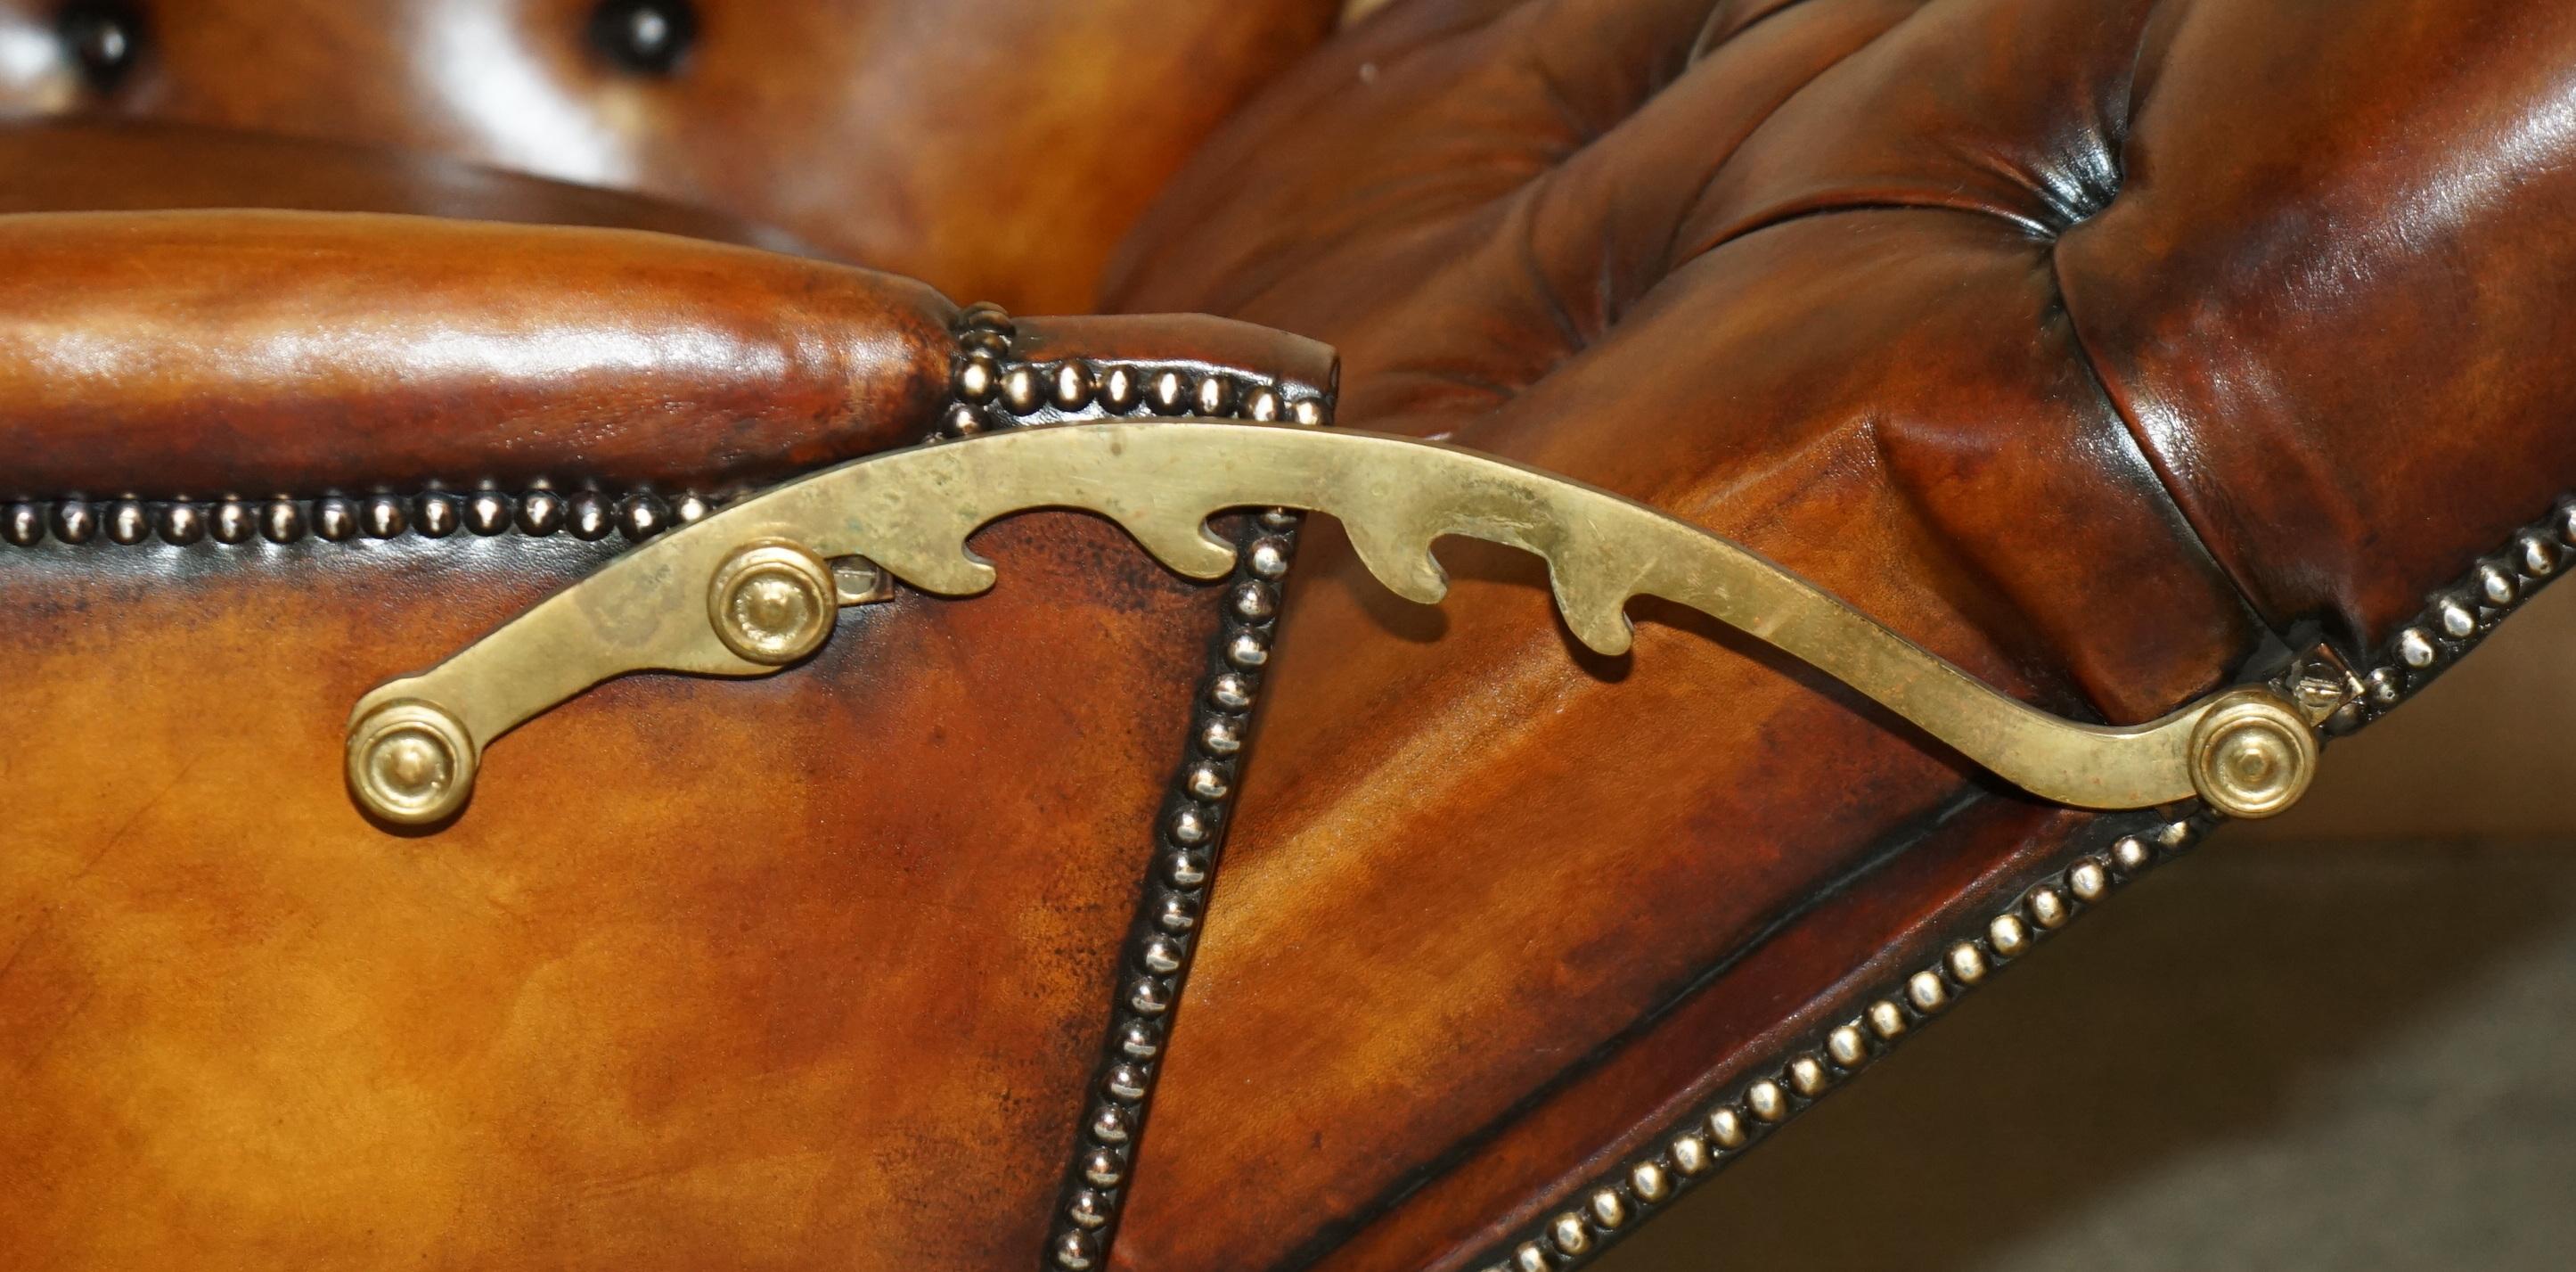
(1466, 489, 2576, 1270)
(1470, 810, 2215, 1272)
(2347, 496, 2576, 731)
(942, 300, 1331, 442)
(999, 292, 1336, 1270)
(0, 488, 723, 548)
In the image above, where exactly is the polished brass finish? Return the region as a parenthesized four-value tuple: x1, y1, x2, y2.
(343, 421, 2334, 825)
(347, 698, 477, 825)
(2185, 690, 2318, 818)
(707, 540, 837, 665)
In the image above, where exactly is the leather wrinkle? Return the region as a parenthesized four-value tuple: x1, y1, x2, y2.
(2045, 231, 2277, 653)
(1656, 0, 1931, 275)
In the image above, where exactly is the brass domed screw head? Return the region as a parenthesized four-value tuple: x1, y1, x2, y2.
(2188, 690, 2318, 819)
(708, 541, 836, 665)
(347, 700, 477, 825)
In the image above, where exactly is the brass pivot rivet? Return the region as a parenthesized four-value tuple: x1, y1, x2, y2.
(708, 540, 837, 665)
(348, 700, 478, 825)
(2188, 690, 2318, 819)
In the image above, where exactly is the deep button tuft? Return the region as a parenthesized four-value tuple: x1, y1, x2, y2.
(56, 0, 143, 92)
(588, 0, 697, 76)
(2035, 144, 2125, 233)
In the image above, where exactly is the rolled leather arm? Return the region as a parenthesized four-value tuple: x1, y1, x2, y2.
(0, 209, 1337, 504)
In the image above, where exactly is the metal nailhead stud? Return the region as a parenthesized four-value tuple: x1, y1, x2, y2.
(1231, 581, 1278, 621)
(1669, 1134, 1711, 1176)
(1104, 1063, 1149, 1102)
(1225, 631, 1270, 669)
(2476, 562, 2518, 607)
(314, 497, 357, 542)
(1090, 1105, 1132, 1145)
(1053, 361, 1096, 411)
(159, 502, 206, 546)
(1209, 672, 1255, 710)
(1055, 1231, 1097, 1271)
(1988, 913, 2031, 958)
(1170, 806, 1212, 845)
(2028, 887, 2070, 930)
(516, 490, 564, 536)
(1827, 1023, 1869, 1069)
(1908, 969, 1950, 1013)
(1141, 936, 1183, 975)
(1630, 1161, 1670, 1202)
(956, 355, 999, 403)
(1119, 1021, 1161, 1059)
(1068, 1189, 1111, 1229)
(1947, 942, 1988, 986)
(1149, 369, 1191, 415)
(1550, 1212, 1590, 1255)
(1165, 851, 1207, 888)
(1745, 1079, 1788, 1123)
(673, 493, 714, 525)
(1002, 365, 1044, 415)
(106, 499, 147, 545)
(211, 500, 258, 545)
(1245, 385, 1286, 422)
(416, 494, 459, 538)
(2518, 531, 2558, 578)
(1590, 1188, 1626, 1229)
(2394, 627, 2438, 669)
(363, 496, 407, 538)
(1258, 508, 1299, 529)
(1514, 1242, 1550, 1272)
(2068, 858, 2112, 902)
(2435, 597, 2476, 639)
(1100, 365, 1141, 413)
(1196, 374, 1238, 417)
(1247, 538, 1291, 579)
(569, 493, 614, 541)
(4, 502, 43, 546)
(2113, 834, 2153, 873)
(618, 494, 668, 541)
(462, 492, 511, 535)
(52, 500, 97, 545)
(1200, 718, 1243, 755)
(1154, 894, 1198, 934)
(262, 499, 307, 544)
(1128, 977, 1170, 1015)
(1707, 1106, 1748, 1149)
(1787, 1055, 1830, 1097)
(1867, 999, 1909, 1040)
(1185, 764, 1229, 801)
(1082, 1149, 1124, 1188)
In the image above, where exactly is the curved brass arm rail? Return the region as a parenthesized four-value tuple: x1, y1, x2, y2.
(345, 421, 2331, 826)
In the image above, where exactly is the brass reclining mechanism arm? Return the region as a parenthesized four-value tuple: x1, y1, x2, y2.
(345, 421, 2343, 826)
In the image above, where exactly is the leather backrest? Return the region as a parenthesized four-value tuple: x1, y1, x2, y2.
(0, 0, 1347, 309)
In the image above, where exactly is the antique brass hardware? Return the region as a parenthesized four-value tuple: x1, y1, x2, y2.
(345, 421, 2336, 826)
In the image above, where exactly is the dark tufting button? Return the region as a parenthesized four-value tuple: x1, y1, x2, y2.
(589, 0, 697, 76)
(57, 1, 143, 92)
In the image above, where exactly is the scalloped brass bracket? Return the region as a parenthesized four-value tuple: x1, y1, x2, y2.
(344, 421, 2336, 826)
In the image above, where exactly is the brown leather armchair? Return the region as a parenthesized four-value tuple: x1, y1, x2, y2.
(4, 2, 2572, 1269)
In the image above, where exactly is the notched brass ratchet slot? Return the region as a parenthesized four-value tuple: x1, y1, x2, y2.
(344, 421, 2338, 826)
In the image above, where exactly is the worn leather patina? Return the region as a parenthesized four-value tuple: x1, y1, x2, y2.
(2, 0, 2572, 1268)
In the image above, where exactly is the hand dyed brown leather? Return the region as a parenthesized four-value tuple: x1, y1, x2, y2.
(0, 0, 1346, 312)
(1100, 0, 2576, 1268)
(2, 1, 2570, 1270)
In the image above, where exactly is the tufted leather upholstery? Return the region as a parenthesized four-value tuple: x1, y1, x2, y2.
(0, 0, 1345, 311)
(1101, 0, 2576, 1266)
(3, 0, 2572, 1268)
